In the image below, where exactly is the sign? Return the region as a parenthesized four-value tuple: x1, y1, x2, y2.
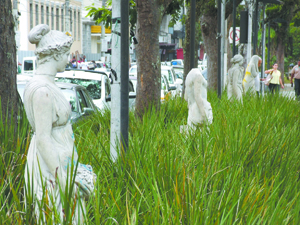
(228, 27, 240, 44)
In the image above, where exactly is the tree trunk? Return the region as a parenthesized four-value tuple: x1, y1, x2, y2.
(182, 4, 201, 100)
(135, 0, 171, 117)
(201, 12, 218, 90)
(0, 0, 18, 126)
(135, 1, 161, 117)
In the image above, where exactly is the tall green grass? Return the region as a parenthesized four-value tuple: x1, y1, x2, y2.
(1, 92, 300, 224)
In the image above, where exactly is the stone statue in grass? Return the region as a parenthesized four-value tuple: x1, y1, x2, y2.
(23, 24, 96, 224)
(243, 55, 262, 95)
(184, 68, 213, 128)
(227, 54, 244, 102)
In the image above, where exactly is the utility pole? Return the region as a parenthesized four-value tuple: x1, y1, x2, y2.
(101, 0, 106, 61)
(261, 3, 266, 95)
(232, 0, 236, 56)
(247, 0, 252, 65)
(221, 0, 225, 90)
(217, 0, 222, 98)
(189, 0, 195, 69)
(253, 0, 259, 55)
(120, 0, 129, 153)
(110, 0, 121, 161)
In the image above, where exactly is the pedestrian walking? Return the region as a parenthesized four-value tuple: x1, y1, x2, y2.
(264, 62, 284, 94)
(290, 60, 300, 99)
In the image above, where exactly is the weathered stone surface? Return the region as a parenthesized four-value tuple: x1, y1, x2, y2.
(184, 68, 213, 128)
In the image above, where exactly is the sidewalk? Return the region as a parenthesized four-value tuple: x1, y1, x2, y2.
(281, 83, 295, 99)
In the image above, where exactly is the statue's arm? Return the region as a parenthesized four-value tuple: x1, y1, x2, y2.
(194, 76, 206, 122)
(32, 88, 65, 188)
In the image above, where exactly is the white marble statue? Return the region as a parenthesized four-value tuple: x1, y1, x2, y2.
(227, 54, 244, 102)
(243, 55, 262, 94)
(24, 24, 96, 224)
(184, 68, 213, 128)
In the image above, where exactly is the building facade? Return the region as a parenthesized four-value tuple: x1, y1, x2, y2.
(18, 0, 82, 54)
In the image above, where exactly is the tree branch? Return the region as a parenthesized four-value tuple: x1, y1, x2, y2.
(225, 0, 244, 19)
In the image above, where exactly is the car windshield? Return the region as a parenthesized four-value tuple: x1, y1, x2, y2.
(161, 76, 167, 90)
(60, 89, 78, 113)
(56, 77, 102, 100)
(129, 67, 137, 74)
(175, 71, 183, 79)
(161, 69, 174, 85)
(24, 60, 34, 71)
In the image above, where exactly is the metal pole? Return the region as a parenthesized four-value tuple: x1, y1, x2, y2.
(247, 2, 252, 65)
(101, 0, 106, 60)
(110, 0, 121, 161)
(190, 0, 196, 69)
(253, 0, 259, 55)
(120, 0, 129, 152)
(221, 0, 225, 89)
(217, 0, 222, 98)
(261, 3, 266, 95)
(233, 0, 236, 56)
(267, 22, 270, 69)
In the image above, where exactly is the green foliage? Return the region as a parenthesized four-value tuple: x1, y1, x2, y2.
(167, 0, 184, 27)
(85, 2, 112, 28)
(86, 0, 184, 30)
(85, 0, 137, 29)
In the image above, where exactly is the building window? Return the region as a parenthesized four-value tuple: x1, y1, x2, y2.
(30, 3, 33, 29)
(41, 5, 44, 24)
(78, 12, 80, 40)
(70, 9, 72, 33)
(61, 8, 64, 31)
(74, 11, 76, 40)
(35, 4, 39, 26)
(56, 8, 59, 30)
(46, 6, 49, 25)
(51, 7, 54, 29)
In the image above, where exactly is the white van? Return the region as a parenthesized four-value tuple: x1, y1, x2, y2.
(22, 56, 37, 75)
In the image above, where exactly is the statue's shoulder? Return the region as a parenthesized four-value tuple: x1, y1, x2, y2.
(24, 79, 53, 98)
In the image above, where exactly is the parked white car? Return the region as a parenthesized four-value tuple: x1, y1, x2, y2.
(55, 69, 111, 110)
(56, 69, 136, 110)
(161, 65, 182, 96)
(171, 59, 184, 66)
(129, 64, 182, 97)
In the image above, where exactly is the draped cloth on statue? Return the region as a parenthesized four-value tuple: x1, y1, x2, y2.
(24, 78, 95, 223)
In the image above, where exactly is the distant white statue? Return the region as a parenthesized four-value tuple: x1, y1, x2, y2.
(227, 54, 244, 102)
(23, 24, 96, 224)
(243, 55, 262, 94)
(184, 68, 213, 128)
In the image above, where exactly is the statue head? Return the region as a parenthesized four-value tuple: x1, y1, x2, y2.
(28, 24, 73, 65)
(230, 54, 244, 66)
(250, 55, 262, 73)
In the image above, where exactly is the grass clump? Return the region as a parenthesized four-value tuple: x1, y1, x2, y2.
(1, 92, 300, 224)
